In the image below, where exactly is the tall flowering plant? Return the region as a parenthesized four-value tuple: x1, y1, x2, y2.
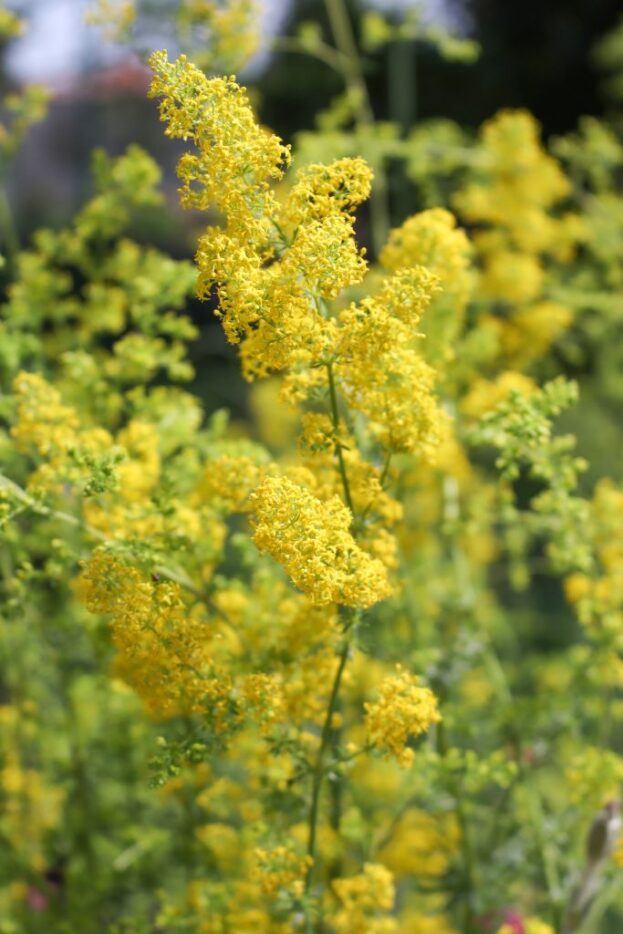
(2, 2, 623, 932)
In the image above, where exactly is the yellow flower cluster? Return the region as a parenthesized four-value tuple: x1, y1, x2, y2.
(461, 370, 536, 418)
(252, 845, 311, 898)
(298, 415, 403, 569)
(378, 208, 473, 375)
(365, 666, 441, 767)
(493, 301, 573, 369)
(213, 572, 338, 665)
(177, 0, 260, 73)
(453, 110, 582, 365)
(11, 371, 112, 489)
(249, 475, 392, 608)
(149, 50, 287, 235)
(336, 267, 447, 457)
(75, 551, 228, 718)
(379, 808, 460, 879)
(0, 711, 64, 872)
(455, 110, 576, 260)
(150, 53, 377, 381)
(195, 450, 268, 512)
(240, 673, 284, 735)
(216, 158, 370, 380)
(564, 480, 623, 644)
(330, 863, 396, 934)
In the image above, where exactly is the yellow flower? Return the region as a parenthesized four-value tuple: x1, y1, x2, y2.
(330, 863, 397, 934)
(252, 845, 311, 897)
(380, 207, 472, 314)
(249, 475, 392, 608)
(365, 666, 441, 767)
(336, 269, 447, 458)
(461, 371, 536, 418)
(76, 551, 229, 719)
(149, 50, 288, 242)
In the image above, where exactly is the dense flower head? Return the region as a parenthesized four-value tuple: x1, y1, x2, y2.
(330, 863, 397, 934)
(194, 442, 271, 512)
(334, 267, 447, 458)
(194, 163, 371, 379)
(149, 52, 377, 383)
(148, 50, 289, 243)
(278, 157, 373, 233)
(451, 108, 586, 355)
(11, 371, 81, 458)
(11, 371, 114, 491)
(379, 808, 460, 879)
(75, 551, 228, 718)
(365, 666, 441, 767)
(380, 207, 472, 312)
(252, 845, 311, 898)
(338, 342, 447, 459)
(249, 474, 393, 608)
(454, 110, 571, 248)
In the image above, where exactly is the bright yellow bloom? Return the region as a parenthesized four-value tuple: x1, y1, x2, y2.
(149, 50, 288, 242)
(12, 371, 81, 458)
(11, 371, 113, 490)
(455, 110, 571, 254)
(252, 846, 311, 897)
(380, 207, 472, 314)
(76, 551, 228, 718)
(195, 451, 268, 512)
(365, 666, 441, 767)
(279, 157, 372, 232)
(461, 371, 536, 418)
(379, 808, 460, 879)
(336, 268, 447, 458)
(249, 475, 392, 608)
(330, 863, 397, 934)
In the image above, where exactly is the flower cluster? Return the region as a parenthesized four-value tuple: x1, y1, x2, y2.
(365, 666, 441, 767)
(75, 551, 228, 718)
(249, 474, 392, 608)
(330, 863, 396, 934)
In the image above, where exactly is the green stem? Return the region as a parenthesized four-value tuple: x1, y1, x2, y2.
(0, 186, 20, 265)
(326, 362, 355, 515)
(388, 37, 417, 220)
(272, 36, 348, 74)
(571, 871, 622, 933)
(323, 0, 391, 254)
(305, 635, 351, 928)
(437, 719, 477, 933)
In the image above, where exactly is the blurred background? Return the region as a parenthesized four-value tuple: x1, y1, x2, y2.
(2, 0, 622, 236)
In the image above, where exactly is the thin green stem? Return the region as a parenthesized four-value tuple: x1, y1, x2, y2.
(379, 451, 393, 489)
(571, 871, 622, 933)
(272, 36, 348, 74)
(305, 635, 352, 929)
(0, 186, 20, 265)
(326, 362, 355, 515)
(436, 719, 477, 933)
(323, 0, 391, 253)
